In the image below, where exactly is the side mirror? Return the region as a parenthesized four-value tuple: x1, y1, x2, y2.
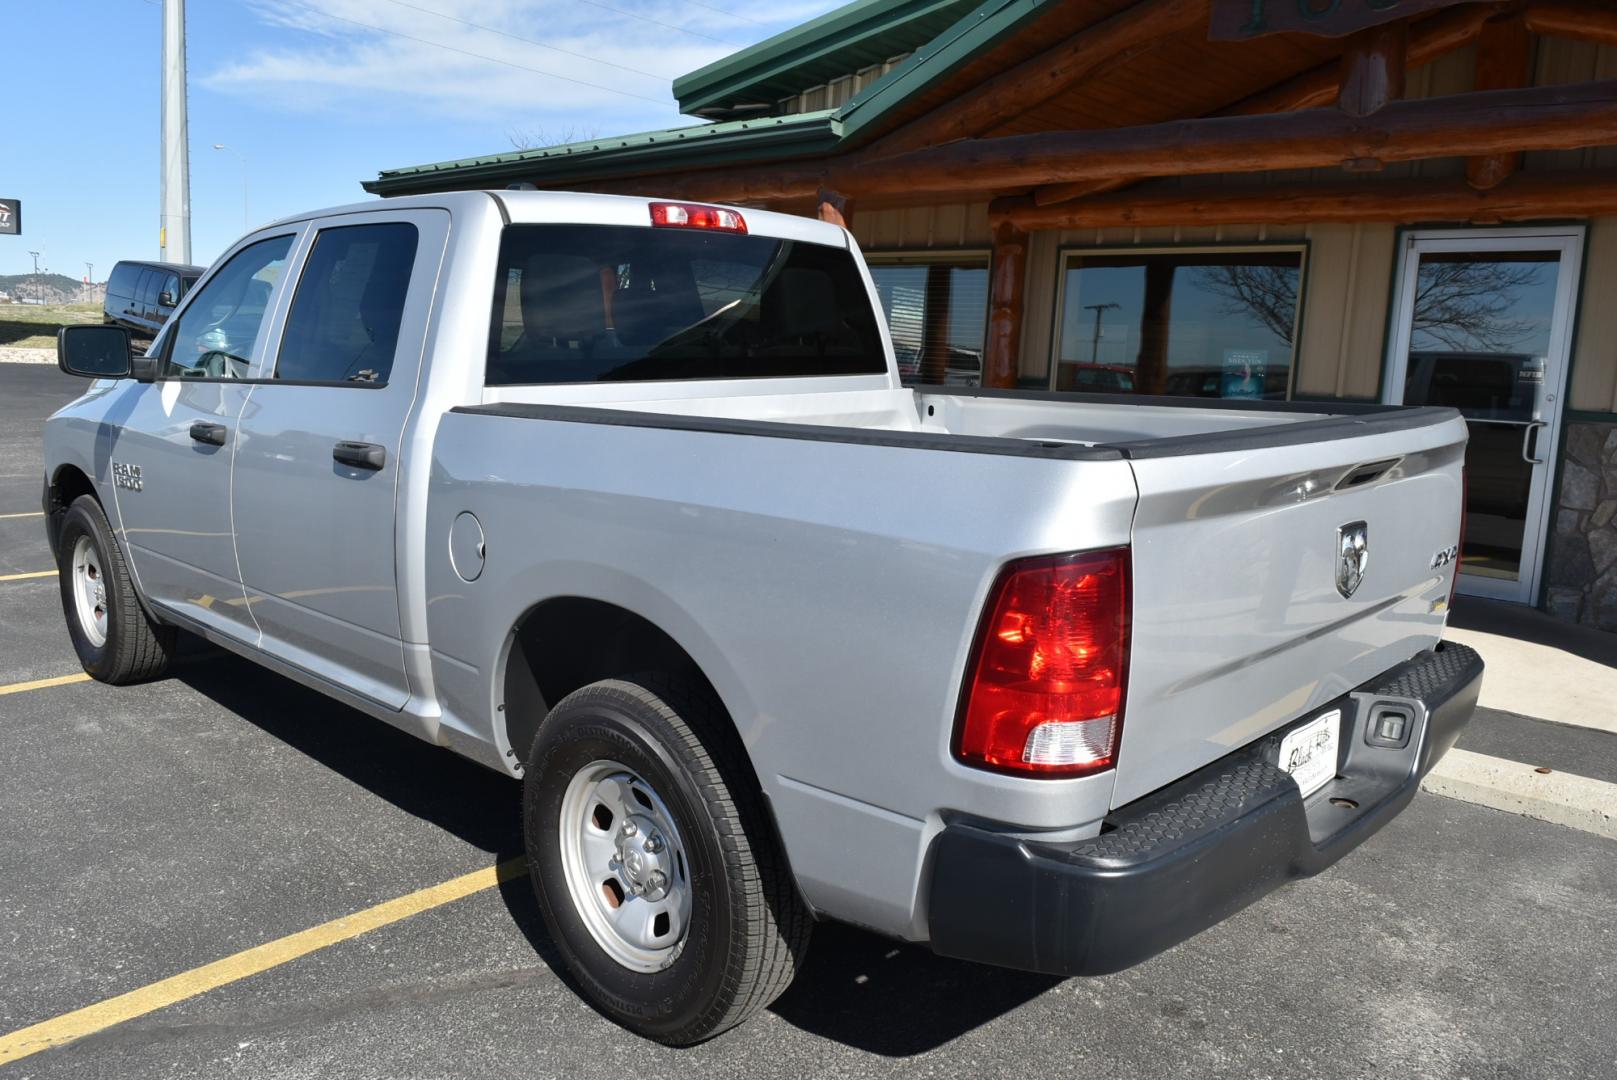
(158, 290, 176, 307)
(57, 325, 132, 379)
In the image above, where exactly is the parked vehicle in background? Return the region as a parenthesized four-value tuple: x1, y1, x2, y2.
(102, 260, 202, 339)
(48, 191, 1480, 1045)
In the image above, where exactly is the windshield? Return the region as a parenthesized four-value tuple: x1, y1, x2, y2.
(486, 224, 888, 385)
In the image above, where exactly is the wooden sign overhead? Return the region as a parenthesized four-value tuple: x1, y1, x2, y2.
(1210, 0, 1471, 40)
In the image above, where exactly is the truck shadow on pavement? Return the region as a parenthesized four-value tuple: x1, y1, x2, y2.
(173, 644, 1061, 1056)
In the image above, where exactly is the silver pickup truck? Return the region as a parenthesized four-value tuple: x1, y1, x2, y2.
(45, 191, 1481, 1044)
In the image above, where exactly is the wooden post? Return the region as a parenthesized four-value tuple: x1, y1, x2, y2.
(1135, 262, 1173, 396)
(984, 222, 1028, 389)
(919, 264, 953, 385)
(1468, 13, 1534, 190)
(816, 188, 851, 228)
(1338, 23, 1408, 117)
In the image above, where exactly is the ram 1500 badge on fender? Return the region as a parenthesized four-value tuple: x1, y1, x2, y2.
(45, 191, 1481, 1044)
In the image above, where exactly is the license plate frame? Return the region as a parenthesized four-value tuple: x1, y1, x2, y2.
(1277, 709, 1341, 799)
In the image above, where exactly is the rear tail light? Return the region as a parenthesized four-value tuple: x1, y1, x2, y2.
(649, 201, 747, 233)
(954, 548, 1130, 778)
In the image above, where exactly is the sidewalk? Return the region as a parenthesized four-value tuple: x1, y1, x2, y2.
(1433, 596, 1617, 838)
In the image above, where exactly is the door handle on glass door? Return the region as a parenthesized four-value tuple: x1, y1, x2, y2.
(189, 421, 228, 446)
(1521, 420, 1548, 465)
(333, 441, 386, 471)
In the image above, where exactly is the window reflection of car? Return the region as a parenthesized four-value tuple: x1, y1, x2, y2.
(102, 259, 202, 340)
(175, 276, 275, 378)
(896, 344, 983, 386)
(1064, 364, 1135, 394)
(1406, 351, 1541, 521)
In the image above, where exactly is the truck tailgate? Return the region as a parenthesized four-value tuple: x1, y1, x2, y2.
(1110, 408, 1469, 807)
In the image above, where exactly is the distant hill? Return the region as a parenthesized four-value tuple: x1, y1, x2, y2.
(0, 273, 100, 304)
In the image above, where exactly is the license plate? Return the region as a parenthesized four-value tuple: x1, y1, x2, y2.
(1278, 710, 1340, 798)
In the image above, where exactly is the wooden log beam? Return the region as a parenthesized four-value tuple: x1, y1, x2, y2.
(1033, 3, 1498, 208)
(1526, 0, 1617, 47)
(1468, 13, 1535, 190)
(984, 222, 1029, 389)
(1338, 23, 1409, 117)
(835, 80, 1617, 199)
(877, 0, 1207, 156)
(990, 169, 1617, 230)
(1216, 3, 1502, 117)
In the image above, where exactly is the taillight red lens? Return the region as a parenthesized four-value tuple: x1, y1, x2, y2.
(955, 548, 1130, 778)
(648, 201, 747, 233)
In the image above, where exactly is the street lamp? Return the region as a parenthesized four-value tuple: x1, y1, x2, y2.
(213, 143, 250, 232)
(27, 251, 40, 304)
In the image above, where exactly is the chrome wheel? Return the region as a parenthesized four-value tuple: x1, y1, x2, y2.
(558, 759, 692, 973)
(70, 534, 108, 648)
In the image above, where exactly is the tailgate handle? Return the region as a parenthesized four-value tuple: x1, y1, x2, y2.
(333, 441, 386, 471)
(1336, 458, 1400, 490)
(1521, 421, 1548, 465)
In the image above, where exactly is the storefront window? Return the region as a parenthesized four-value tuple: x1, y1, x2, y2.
(1052, 248, 1305, 399)
(867, 256, 989, 386)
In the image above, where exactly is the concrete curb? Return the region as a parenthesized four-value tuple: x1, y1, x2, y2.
(0, 348, 55, 366)
(1423, 748, 1617, 840)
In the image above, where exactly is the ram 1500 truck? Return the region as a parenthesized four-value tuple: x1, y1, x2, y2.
(45, 191, 1481, 1044)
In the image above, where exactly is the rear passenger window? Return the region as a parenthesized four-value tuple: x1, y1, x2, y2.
(276, 223, 419, 384)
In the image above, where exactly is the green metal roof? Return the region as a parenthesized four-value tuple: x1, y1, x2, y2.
(364, 0, 1055, 197)
(673, 0, 984, 119)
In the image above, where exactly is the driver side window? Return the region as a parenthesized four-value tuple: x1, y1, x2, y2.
(162, 234, 294, 379)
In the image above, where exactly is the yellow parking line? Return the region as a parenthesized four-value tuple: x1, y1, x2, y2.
(0, 672, 92, 697)
(0, 511, 44, 520)
(0, 857, 528, 1065)
(0, 570, 55, 582)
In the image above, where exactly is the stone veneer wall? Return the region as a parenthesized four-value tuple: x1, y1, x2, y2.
(1546, 420, 1617, 630)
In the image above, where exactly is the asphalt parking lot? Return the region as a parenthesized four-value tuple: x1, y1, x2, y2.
(2, 360, 1615, 1079)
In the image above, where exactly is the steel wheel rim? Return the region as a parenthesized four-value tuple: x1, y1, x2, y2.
(558, 759, 693, 973)
(70, 534, 108, 648)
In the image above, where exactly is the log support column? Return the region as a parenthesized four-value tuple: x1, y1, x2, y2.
(1468, 13, 1534, 190)
(985, 221, 1029, 389)
(816, 188, 851, 228)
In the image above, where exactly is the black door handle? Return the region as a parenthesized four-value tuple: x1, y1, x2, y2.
(333, 441, 386, 470)
(189, 421, 227, 446)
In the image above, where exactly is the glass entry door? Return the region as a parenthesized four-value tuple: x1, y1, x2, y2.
(1385, 229, 1584, 604)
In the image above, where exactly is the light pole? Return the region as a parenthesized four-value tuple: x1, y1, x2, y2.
(213, 144, 250, 232)
(1084, 301, 1120, 365)
(28, 250, 40, 304)
(85, 262, 95, 304)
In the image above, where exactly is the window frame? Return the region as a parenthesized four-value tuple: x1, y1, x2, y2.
(1048, 242, 1311, 401)
(863, 248, 993, 386)
(269, 220, 422, 388)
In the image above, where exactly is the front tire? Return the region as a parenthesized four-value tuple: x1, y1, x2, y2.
(524, 674, 811, 1044)
(56, 495, 175, 684)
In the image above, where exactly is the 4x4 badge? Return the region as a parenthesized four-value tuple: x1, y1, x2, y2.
(1337, 521, 1368, 599)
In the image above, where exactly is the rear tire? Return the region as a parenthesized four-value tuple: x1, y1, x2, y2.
(56, 495, 175, 684)
(523, 674, 811, 1044)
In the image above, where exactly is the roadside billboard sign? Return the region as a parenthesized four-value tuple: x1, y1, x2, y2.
(0, 199, 19, 236)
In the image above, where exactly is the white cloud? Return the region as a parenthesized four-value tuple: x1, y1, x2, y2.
(201, 0, 844, 130)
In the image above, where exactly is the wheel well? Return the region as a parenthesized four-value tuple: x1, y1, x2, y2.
(45, 465, 98, 560)
(501, 597, 719, 766)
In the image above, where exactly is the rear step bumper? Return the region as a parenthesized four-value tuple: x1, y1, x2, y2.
(925, 642, 1483, 976)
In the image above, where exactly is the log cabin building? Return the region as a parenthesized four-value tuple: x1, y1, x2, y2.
(366, 0, 1617, 630)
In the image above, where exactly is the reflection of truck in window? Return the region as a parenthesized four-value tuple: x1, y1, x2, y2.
(48, 191, 1480, 1045)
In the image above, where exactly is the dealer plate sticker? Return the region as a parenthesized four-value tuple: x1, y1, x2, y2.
(1279, 710, 1340, 798)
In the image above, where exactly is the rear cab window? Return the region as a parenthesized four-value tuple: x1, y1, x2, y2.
(486, 224, 887, 385)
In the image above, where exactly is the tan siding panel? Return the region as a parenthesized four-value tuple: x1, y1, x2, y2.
(1572, 217, 1617, 413)
(1296, 224, 1395, 400)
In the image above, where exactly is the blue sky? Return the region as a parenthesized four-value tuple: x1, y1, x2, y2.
(2, 0, 839, 281)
